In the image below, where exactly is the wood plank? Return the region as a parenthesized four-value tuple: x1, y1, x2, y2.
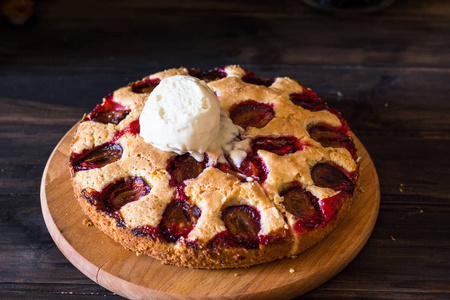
(2, 1, 450, 69)
(0, 283, 116, 299)
(2, 89, 450, 198)
(2, 193, 448, 298)
(3, 66, 450, 132)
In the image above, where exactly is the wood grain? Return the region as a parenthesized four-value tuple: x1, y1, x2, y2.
(40, 127, 379, 300)
(3, 0, 450, 70)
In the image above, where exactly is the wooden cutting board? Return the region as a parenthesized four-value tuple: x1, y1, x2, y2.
(40, 126, 380, 300)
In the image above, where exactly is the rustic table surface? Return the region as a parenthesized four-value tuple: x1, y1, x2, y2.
(1, 0, 449, 299)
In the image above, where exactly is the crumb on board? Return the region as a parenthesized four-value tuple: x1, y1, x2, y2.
(82, 218, 93, 226)
(399, 188, 403, 193)
(234, 273, 239, 277)
(390, 235, 396, 241)
(289, 268, 295, 273)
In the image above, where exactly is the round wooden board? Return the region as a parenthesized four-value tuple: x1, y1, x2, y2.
(41, 125, 380, 300)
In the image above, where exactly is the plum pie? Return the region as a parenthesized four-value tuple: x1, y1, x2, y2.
(69, 65, 359, 269)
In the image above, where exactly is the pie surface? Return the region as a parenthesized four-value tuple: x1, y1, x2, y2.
(69, 65, 359, 269)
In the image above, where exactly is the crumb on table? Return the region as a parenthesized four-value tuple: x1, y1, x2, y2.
(82, 218, 93, 226)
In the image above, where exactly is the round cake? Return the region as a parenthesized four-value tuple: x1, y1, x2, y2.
(69, 65, 359, 269)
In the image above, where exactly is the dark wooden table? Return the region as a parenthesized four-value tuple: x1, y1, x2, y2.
(1, 0, 449, 299)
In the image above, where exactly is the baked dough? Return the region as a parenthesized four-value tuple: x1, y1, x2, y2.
(69, 66, 359, 269)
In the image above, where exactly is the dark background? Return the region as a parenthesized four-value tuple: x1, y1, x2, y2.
(1, 0, 449, 298)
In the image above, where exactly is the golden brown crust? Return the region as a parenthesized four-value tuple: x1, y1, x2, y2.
(74, 182, 293, 269)
(69, 66, 359, 269)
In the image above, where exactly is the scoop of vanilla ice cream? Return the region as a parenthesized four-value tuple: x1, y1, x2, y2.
(139, 75, 221, 161)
